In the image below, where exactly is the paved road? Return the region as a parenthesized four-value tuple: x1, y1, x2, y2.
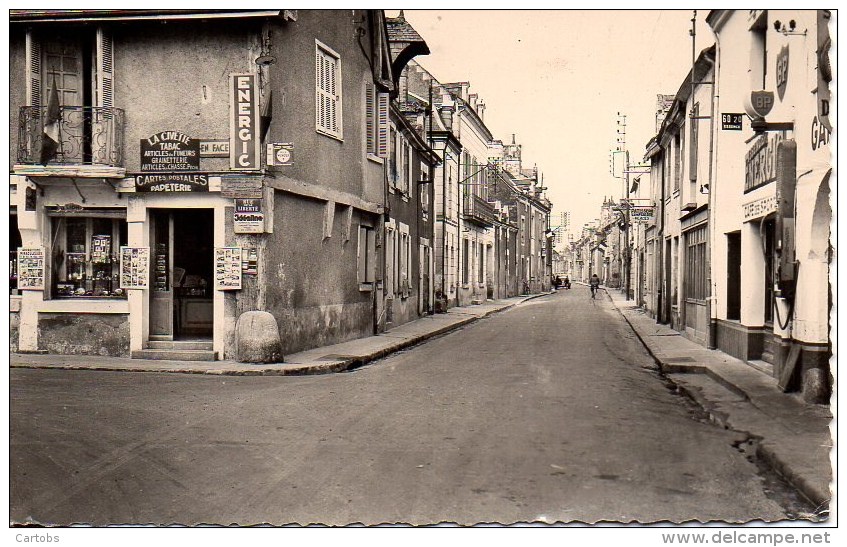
(11, 287, 799, 525)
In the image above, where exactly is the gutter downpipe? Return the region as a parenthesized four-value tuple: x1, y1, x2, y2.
(707, 23, 721, 349)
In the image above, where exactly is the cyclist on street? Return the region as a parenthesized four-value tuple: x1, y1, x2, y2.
(589, 274, 601, 298)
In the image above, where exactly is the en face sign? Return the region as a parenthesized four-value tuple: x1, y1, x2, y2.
(230, 74, 260, 171)
(200, 140, 230, 157)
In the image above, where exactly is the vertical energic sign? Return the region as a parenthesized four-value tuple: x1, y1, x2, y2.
(230, 73, 260, 170)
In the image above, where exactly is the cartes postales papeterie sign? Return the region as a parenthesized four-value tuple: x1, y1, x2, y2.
(135, 173, 209, 192)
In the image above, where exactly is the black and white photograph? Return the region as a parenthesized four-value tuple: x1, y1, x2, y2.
(5, 5, 837, 544)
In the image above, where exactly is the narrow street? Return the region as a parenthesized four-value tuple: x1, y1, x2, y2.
(11, 287, 807, 526)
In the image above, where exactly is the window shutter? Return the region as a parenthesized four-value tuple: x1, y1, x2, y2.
(316, 49, 326, 131)
(328, 56, 337, 133)
(689, 104, 698, 182)
(376, 92, 389, 158)
(96, 28, 114, 109)
(26, 31, 42, 107)
(357, 226, 366, 284)
(316, 46, 341, 137)
(365, 84, 375, 153)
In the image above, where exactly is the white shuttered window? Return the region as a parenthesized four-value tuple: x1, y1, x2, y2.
(364, 83, 389, 158)
(316, 41, 342, 139)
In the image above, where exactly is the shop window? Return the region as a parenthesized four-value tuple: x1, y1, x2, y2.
(10, 214, 22, 295)
(50, 214, 127, 298)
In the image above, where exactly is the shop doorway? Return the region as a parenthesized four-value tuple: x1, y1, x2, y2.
(149, 209, 214, 340)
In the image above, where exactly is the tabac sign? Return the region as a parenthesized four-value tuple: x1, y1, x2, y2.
(230, 74, 260, 171)
(140, 131, 200, 171)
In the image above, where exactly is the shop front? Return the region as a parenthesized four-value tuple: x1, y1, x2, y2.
(11, 171, 264, 360)
(148, 208, 214, 341)
(11, 175, 132, 356)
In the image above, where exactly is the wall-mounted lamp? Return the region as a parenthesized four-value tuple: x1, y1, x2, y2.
(699, 183, 710, 195)
(255, 55, 276, 66)
(773, 19, 806, 36)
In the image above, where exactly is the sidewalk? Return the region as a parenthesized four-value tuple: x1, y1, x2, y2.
(11, 294, 547, 377)
(604, 288, 833, 512)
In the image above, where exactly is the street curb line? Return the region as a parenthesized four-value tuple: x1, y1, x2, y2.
(10, 295, 547, 378)
(606, 294, 829, 510)
(330, 294, 549, 374)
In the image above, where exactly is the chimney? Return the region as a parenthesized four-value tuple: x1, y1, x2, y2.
(477, 99, 485, 121)
(460, 82, 469, 101)
(439, 100, 455, 131)
(399, 72, 409, 109)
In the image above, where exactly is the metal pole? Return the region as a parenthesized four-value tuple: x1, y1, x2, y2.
(625, 149, 631, 300)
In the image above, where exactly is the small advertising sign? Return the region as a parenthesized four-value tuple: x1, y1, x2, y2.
(215, 247, 243, 290)
(242, 248, 258, 276)
(17, 247, 45, 290)
(141, 131, 200, 171)
(266, 142, 294, 166)
(745, 133, 784, 192)
(91, 234, 112, 264)
(220, 175, 263, 198)
(776, 45, 789, 101)
(721, 113, 743, 131)
(135, 173, 209, 192)
(234, 198, 265, 233)
(631, 207, 656, 223)
(743, 194, 777, 221)
(119, 246, 150, 290)
(230, 74, 260, 171)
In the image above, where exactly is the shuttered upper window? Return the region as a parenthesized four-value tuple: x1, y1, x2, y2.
(364, 82, 389, 158)
(316, 41, 342, 139)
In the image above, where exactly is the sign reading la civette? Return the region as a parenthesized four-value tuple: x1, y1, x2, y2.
(230, 73, 260, 171)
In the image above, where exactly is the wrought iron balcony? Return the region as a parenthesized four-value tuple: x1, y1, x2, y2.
(462, 193, 498, 227)
(17, 105, 126, 170)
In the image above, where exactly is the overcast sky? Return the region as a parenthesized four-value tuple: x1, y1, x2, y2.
(395, 9, 712, 236)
